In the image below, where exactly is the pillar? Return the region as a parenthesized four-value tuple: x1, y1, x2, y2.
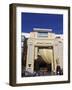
(26, 44, 34, 73)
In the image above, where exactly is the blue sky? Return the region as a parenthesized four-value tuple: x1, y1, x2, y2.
(21, 12, 63, 34)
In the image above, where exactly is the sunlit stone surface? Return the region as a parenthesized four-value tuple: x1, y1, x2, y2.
(21, 28, 63, 75)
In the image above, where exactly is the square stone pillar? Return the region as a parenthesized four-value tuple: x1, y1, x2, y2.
(26, 44, 34, 73)
(53, 44, 59, 73)
(34, 47, 38, 60)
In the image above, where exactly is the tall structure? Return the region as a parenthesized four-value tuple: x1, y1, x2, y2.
(22, 28, 63, 74)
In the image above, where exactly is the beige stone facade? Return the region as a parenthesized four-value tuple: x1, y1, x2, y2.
(23, 28, 63, 73)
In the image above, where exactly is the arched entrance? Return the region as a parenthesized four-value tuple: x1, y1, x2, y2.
(34, 46, 54, 75)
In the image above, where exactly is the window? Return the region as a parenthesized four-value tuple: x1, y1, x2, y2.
(37, 32, 48, 37)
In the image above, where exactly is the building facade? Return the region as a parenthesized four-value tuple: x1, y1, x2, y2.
(22, 28, 63, 74)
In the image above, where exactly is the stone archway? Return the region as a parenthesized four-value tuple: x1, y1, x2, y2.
(34, 46, 54, 75)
